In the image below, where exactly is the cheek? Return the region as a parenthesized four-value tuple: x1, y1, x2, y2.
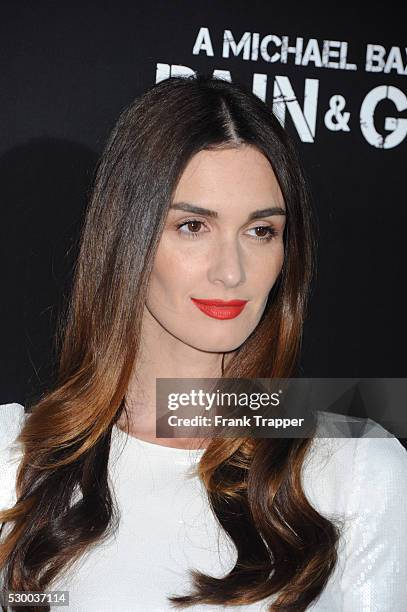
(148, 241, 197, 297)
(159, 229, 214, 272)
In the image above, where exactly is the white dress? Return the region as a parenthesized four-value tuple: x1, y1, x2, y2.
(1, 402, 407, 611)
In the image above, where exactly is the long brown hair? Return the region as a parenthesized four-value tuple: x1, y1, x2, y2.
(0, 74, 340, 611)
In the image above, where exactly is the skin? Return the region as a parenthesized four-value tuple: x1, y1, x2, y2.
(119, 144, 286, 448)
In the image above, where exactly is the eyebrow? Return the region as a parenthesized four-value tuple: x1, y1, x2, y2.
(169, 202, 286, 221)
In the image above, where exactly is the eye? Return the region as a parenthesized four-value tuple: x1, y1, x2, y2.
(175, 219, 279, 242)
(176, 219, 207, 239)
(246, 226, 278, 242)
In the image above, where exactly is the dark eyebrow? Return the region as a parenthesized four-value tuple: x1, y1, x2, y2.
(169, 202, 286, 221)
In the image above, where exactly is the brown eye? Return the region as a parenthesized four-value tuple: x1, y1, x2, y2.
(254, 227, 269, 238)
(176, 221, 278, 243)
(185, 221, 202, 233)
(247, 226, 278, 242)
(176, 219, 206, 239)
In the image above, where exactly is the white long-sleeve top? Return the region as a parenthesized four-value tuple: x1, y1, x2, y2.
(1, 402, 406, 611)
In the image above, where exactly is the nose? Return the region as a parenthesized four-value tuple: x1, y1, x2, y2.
(207, 237, 246, 288)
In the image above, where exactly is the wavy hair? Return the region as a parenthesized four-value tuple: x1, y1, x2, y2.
(0, 74, 340, 611)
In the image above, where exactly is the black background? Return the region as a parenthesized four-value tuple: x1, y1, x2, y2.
(1, 2, 406, 411)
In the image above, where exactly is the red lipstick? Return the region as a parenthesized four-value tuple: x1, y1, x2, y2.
(190, 298, 248, 320)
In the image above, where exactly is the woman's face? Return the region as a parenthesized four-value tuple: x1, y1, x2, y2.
(145, 144, 286, 352)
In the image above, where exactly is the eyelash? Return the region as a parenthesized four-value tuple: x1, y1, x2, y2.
(175, 219, 278, 242)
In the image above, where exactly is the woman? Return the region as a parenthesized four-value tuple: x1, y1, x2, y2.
(1, 74, 406, 611)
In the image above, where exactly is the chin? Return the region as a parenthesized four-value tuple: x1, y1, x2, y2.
(188, 337, 246, 353)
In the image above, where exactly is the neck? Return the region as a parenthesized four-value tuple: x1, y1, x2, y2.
(118, 307, 233, 449)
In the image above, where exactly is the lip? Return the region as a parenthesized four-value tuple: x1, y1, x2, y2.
(191, 298, 248, 320)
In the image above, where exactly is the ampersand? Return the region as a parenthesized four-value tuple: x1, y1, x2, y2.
(324, 95, 350, 132)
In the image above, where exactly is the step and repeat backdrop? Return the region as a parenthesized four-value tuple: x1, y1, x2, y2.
(1, 2, 405, 406)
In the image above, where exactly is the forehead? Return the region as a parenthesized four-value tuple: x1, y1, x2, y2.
(173, 145, 285, 210)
